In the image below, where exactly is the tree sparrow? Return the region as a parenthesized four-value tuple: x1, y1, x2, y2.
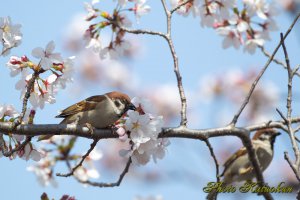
(207, 128, 281, 199)
(38, 91, 136, 140)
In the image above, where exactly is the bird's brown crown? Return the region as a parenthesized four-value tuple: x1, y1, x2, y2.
(106, 91, 131, 103)
(252, 128, 280, 140)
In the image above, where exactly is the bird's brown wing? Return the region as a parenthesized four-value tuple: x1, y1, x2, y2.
(221, 147, 248, 176)
(56, 95, 106, 118)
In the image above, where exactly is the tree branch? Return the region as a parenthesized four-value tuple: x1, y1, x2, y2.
(75, 157, 132, 187)
(56, 139, 99, 177)
(204, 139, 220, 182)
(284, 152, 300, 182)
(230, 12, 300, 126)
(2, 116, 300, 140)
(4, 118, 300, 198)
(280, 32, 300, 180)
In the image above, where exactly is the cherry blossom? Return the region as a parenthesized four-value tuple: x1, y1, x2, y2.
(121, 98, 169, 166)
(84, 1, 98, 21)
(228, 15, 249, 33)
(131, 97, 154, 114)
(74, 166, 100, 182)
(118, 13, 132, 28)
(16, 73, 57, 109)
(9, 51, 74, 110)
(31, 41, 63, 70)
(28, 83, 56, 109)
(216, 27, 241, 49)
(243, 0, 276, 20)
(116, 126, 128, 141)
(170, 0, 200, 17)
(18, 143, 44, 161)
(0, 16, 22, 55)
(100, 44, 119, 60)
(130, 0, 151, 21)
(115, 0, 128, 7)
(199, 3, 218, 28)
(47, 57, 75, 89)
(15, 70, 30, 96)
(27, 157, 58, 187)
(73, 148, 103, 182)
(88, 148, 103, 161)
(0, 104, 19, 119)
(125, 111, 152, 144)
(6, 56, 29, 77)
(86, 38, 102, 53)
(243, 37, 264, 54)
(218, 0, 236, 19)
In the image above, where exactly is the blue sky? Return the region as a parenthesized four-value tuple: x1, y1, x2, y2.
(1, 1, 300, 200)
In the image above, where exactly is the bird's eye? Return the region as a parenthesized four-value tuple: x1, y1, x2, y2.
(114, 100, 121, 107)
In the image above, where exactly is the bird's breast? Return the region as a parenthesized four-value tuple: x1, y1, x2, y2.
(86, 100, 120, 128)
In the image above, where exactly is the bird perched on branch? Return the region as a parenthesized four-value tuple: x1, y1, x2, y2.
(206, 128, 281, 200)
(38, 91, 136, 141)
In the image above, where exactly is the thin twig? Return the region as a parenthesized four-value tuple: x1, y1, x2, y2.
(0, 134, 32, 157)
(116, 1, 188, 126)
(76, 157, 132, 187)
(284, 152, 300, 181)
(281, 33, 293, 120)
(0, 70, 39, 157)
(280, 32, 300, 178)
(170, 0, 193, 14)
(117, 26, 167, 39)
(295, 136, 300, 143)
(0, 44, 17, 56)
(204, 139, 220, 182)
(230, 12, 300, 126)
(56, 139, 99, 177)
(294, 125, 300, 134)
(161, 0, 187, 126)
(259, 46, 300, 77)
(276, 108, 288, 123)
(160, 0, 169, 18)
(15, 71, 39, 127)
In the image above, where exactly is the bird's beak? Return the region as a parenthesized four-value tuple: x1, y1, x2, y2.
(275, 131, 281, 137)
(127, 103, 136, 111)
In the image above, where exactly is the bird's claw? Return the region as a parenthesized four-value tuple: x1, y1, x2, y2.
(85, 123, 94, 135)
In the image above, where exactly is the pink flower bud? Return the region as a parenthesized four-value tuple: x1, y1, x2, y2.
(10, 58, 22, 65)
(21, 55, 29, 62)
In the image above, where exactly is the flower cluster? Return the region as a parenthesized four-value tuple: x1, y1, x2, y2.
(27, 136, 103, 187)
(84, 0, 150, 59)
(171, 0, 278, 54)
(6, 41, 74, 109)
(27, 156, 58, 187)
(0, 136, 44, 162)
(119, 97, 170, 166)
(0, 104, 19, 120)
(0, 16, 22, 56)
(0, 104, 44, 161)
(74, 147, 103, 182)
